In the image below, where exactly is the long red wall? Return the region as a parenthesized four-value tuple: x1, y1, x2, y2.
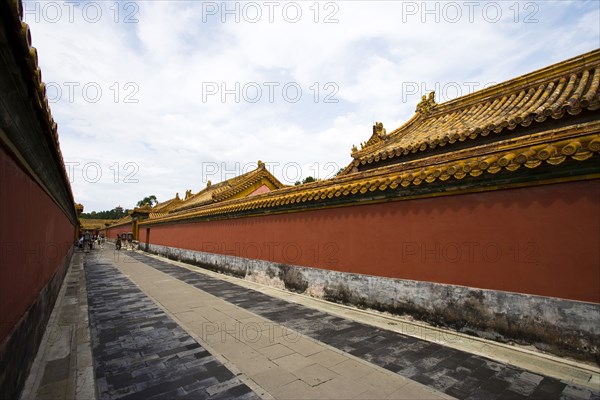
(0, 146, 75, 343)
(106, 225, 131, 239)
(140, 180, 600, 303)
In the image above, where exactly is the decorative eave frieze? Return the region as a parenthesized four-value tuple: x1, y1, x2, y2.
(140, 121, 600, 227)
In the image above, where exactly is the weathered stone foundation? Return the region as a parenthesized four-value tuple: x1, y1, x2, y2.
(142, 243, 599, 365)
(0, 247, 74, 400)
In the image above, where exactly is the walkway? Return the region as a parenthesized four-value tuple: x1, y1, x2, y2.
(21, 246, 600, 399)
(86, 257, 257, 400)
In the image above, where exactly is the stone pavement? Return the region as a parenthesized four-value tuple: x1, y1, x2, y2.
(85, 256, 257, 400)
(21, 246, 600, 400)
(20, 250, 96, 400)
(118, 250, 600, 400)
(107, 249, 446, 400)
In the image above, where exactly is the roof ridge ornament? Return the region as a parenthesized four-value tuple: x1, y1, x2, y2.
(358, 122, 388, 151)
(416, 91, 437, 115)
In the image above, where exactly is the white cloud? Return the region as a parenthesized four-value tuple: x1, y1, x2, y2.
(22, 0, 600, 211)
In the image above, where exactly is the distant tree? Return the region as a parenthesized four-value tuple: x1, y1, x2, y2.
(294, 176, 316, 186)
(80, 207, 129, 219)
(334, 168, 344, 177)
(136, 195, 157, 207)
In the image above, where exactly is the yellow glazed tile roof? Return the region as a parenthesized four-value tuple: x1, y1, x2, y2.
(79, 219, 117, 230)
(349, 49, 600, 169)
(141, 50, 600, 226)
(143, 129, 599, 225)
(152, 196, 183, 213)
(172, 162, 286, 212)
(1, 0, 78, 221)
(108, 214, 132, 228)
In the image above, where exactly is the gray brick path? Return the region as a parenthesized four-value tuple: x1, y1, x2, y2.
(84, 253, 258, 400)
(126, 251, 600, 400)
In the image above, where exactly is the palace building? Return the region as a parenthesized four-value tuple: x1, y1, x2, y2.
(104, 161, 286, 240)
(2, 0, 599, 394)
(108, 49, 600, 363)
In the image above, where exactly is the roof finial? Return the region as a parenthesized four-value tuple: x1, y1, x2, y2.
(257, 160, 265, 169)
(374, 122, 386, 137)
(416, 91, 436, 115)
(207, 180, 212, 187)
(360, 122, 388, 150)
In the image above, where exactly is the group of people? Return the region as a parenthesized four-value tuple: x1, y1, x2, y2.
(76, 233, 133, 251)
(77, 233, 105, 250)
(115, 234, 135, 250)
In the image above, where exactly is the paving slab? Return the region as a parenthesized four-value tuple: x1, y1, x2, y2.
(108, 248, 449, 400)
(84, 251, 258, 400)
(120, 249, 600, 400)
(20, 251, 96, 400)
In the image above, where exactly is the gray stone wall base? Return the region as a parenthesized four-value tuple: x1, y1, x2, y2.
(142, 243, 599, 364)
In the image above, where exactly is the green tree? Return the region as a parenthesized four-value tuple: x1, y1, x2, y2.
(136, 195, 157, 207)
(80, 207, 129, 219)
(294, 176, 316, 186)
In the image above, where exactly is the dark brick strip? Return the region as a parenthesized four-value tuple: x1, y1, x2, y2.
(84, 252, 258, 400)
(126, 251, 600, 400)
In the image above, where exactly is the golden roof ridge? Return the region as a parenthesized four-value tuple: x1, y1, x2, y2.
(142, 120, 600, 226)
(350, 50, 600, 168)
(432, 49, 600, 114)
(171, 162, 283, 212)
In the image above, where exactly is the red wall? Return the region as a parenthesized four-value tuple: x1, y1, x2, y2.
(140, 180, 600, 303)
(0, 146, 75, 343)
(106, 225, 131, 239)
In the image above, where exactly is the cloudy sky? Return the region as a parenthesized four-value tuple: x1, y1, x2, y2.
(24, 0, 599, 212)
